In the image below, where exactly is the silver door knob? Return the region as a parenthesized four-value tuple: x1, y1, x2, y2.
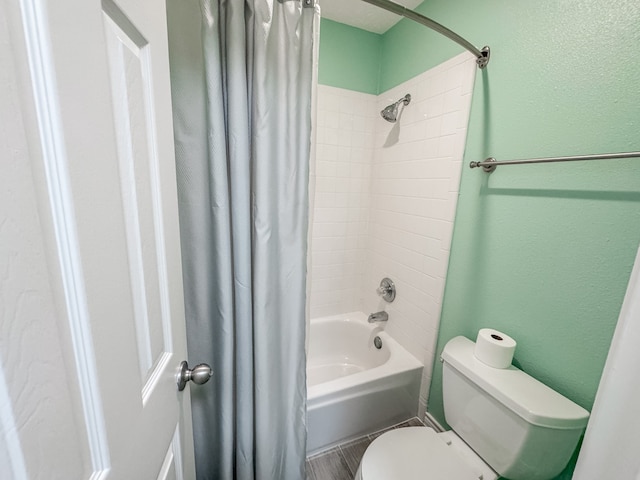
(177, 361, 213, 391)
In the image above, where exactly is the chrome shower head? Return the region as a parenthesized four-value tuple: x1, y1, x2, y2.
(380, 94, 411, 122)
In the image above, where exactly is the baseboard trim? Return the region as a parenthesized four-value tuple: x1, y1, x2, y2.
(423, 412, 445, 432)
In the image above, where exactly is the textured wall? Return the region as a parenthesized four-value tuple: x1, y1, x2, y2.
(377, 0, 640, 411)
(318, 19, 381, 95)
(380, 1, 640, 479)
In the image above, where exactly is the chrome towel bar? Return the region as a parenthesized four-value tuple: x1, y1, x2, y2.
(470, 151, 640, 173)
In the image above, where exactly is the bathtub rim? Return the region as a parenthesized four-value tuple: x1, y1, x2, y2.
(307, 311, 423, 406)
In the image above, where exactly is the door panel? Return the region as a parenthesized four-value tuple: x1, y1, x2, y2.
(1, 0, 196, 478)
(103, 0, 174, 396)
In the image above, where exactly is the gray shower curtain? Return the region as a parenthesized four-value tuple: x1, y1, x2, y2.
(166, 0, 317, 478)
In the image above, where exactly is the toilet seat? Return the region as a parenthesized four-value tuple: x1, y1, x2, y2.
(357, 427, 483, 480)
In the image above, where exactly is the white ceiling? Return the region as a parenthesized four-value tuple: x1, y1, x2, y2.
(319, 0, 423, 35)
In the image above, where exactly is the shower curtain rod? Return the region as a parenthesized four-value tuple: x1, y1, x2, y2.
(360, 0, 490, 69)
(469, 151, 640, 173)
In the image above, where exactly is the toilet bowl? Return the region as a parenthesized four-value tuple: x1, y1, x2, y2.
(355, 427, 497, 480)
(356, 336, 590, 480)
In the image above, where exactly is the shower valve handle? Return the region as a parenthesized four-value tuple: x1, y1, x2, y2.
(376, 277, 396, 302)
(377, 286, 390, 295)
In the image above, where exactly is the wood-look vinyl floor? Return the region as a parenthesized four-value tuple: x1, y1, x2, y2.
(306, 417, 425, 480)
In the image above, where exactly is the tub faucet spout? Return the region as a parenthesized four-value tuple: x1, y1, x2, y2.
(368, 311, 388, 323)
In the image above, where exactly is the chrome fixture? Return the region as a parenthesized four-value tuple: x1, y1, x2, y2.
(368, 311, 389, 323)
(377, 277, 396, 302)
(177, 361, 213, 391)
(373, 336, 383, 349)
(381, 94, 411, 123)
(360, 0, 490, 69)
(470, 151, 640, 173)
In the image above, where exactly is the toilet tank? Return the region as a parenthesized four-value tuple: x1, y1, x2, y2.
(441, 336, 589, 480)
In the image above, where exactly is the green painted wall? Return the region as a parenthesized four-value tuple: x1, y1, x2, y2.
(320, 1, 640, 477)
(318, 18, 381, 94)
(382, 1, 640, 478)
(403, 0, 640, 413)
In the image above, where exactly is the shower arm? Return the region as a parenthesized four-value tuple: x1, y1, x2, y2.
(397, 94, 411, 106)
(388, 95, 410, 109)
(359, 0, 490, 69)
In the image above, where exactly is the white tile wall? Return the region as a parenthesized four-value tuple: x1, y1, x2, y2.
(309, 86, 377, 318)
(366, 54, 477, 416)
(309, 53, 477, 417)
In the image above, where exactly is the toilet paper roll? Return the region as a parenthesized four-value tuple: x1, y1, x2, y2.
(474, 329, 516, 369)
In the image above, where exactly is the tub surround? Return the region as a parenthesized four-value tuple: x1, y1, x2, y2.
(310, 87, 376, 319)
(310, 52, 476, 417)
(364, 54, 475, 417)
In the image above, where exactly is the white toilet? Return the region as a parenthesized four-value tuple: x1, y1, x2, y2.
(355, 336, 590, 480)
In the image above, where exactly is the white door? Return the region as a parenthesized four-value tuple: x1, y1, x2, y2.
(1, 0, 199, 478)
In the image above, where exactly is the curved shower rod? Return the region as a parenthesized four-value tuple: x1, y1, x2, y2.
(360, 0, 490, 69)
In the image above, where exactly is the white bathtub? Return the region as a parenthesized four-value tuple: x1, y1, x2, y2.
(306, 312, 423, 455)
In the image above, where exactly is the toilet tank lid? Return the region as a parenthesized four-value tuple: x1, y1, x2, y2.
(442, 336, 590, 430)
